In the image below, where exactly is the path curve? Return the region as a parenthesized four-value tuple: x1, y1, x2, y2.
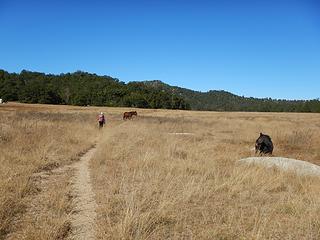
(68, 147, 97, 240)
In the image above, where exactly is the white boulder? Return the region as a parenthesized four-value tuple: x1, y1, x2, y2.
(239, 157, 320, 177)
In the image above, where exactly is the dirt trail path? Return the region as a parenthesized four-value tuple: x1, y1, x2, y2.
(6, 146, 98, 240)
(68, 147, 97, 240)
(5, 121, 126, 239)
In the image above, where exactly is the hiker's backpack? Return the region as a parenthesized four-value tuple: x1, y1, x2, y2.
(98, 114, 105, 122)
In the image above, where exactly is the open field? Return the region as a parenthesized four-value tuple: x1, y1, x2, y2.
(1, 103, 320, 239)
(91, 109, 320, 239)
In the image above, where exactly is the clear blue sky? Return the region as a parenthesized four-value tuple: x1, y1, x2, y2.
(1, 0, 319, 100)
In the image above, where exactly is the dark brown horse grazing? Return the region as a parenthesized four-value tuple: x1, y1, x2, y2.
(123, 111, 138, 120)
(130, 111, 137, 117)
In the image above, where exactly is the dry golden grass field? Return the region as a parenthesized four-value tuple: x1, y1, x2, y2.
(1, 102, 320, 240)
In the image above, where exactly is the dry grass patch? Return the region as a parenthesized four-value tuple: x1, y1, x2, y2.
(91, 111, 320, 239)
(0, 103, 99, 239)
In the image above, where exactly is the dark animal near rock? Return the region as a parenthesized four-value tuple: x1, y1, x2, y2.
(123, 111, 138, 120)
(255, 133, 274, 155)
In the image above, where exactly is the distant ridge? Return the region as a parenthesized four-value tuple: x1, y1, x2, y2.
(0, 69, 319, 112)
(140, 80, 320, 112)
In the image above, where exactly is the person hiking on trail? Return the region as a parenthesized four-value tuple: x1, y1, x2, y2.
(97, 112, 105, 129)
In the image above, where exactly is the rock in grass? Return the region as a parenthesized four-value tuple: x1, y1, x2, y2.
(239, 157, 320, 177)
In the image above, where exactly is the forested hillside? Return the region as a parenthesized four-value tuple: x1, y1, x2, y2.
(0, 70, 190, 109)
(0, 69, 319, 112)
(142, 80, 320, 112)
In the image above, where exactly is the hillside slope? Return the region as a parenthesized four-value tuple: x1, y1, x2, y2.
(141, 80, 320, 112)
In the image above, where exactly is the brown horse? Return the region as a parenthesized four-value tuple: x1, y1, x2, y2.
(123, 111, 138, 120)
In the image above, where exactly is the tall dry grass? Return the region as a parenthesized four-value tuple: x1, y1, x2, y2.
(2, 103, 320, 239)
(91, 111, 320, 239)
(0, 103, 98, 239)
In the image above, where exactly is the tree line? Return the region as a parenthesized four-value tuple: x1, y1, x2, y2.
(1, 69, 319, 112)
(0, 70, 190, 110)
